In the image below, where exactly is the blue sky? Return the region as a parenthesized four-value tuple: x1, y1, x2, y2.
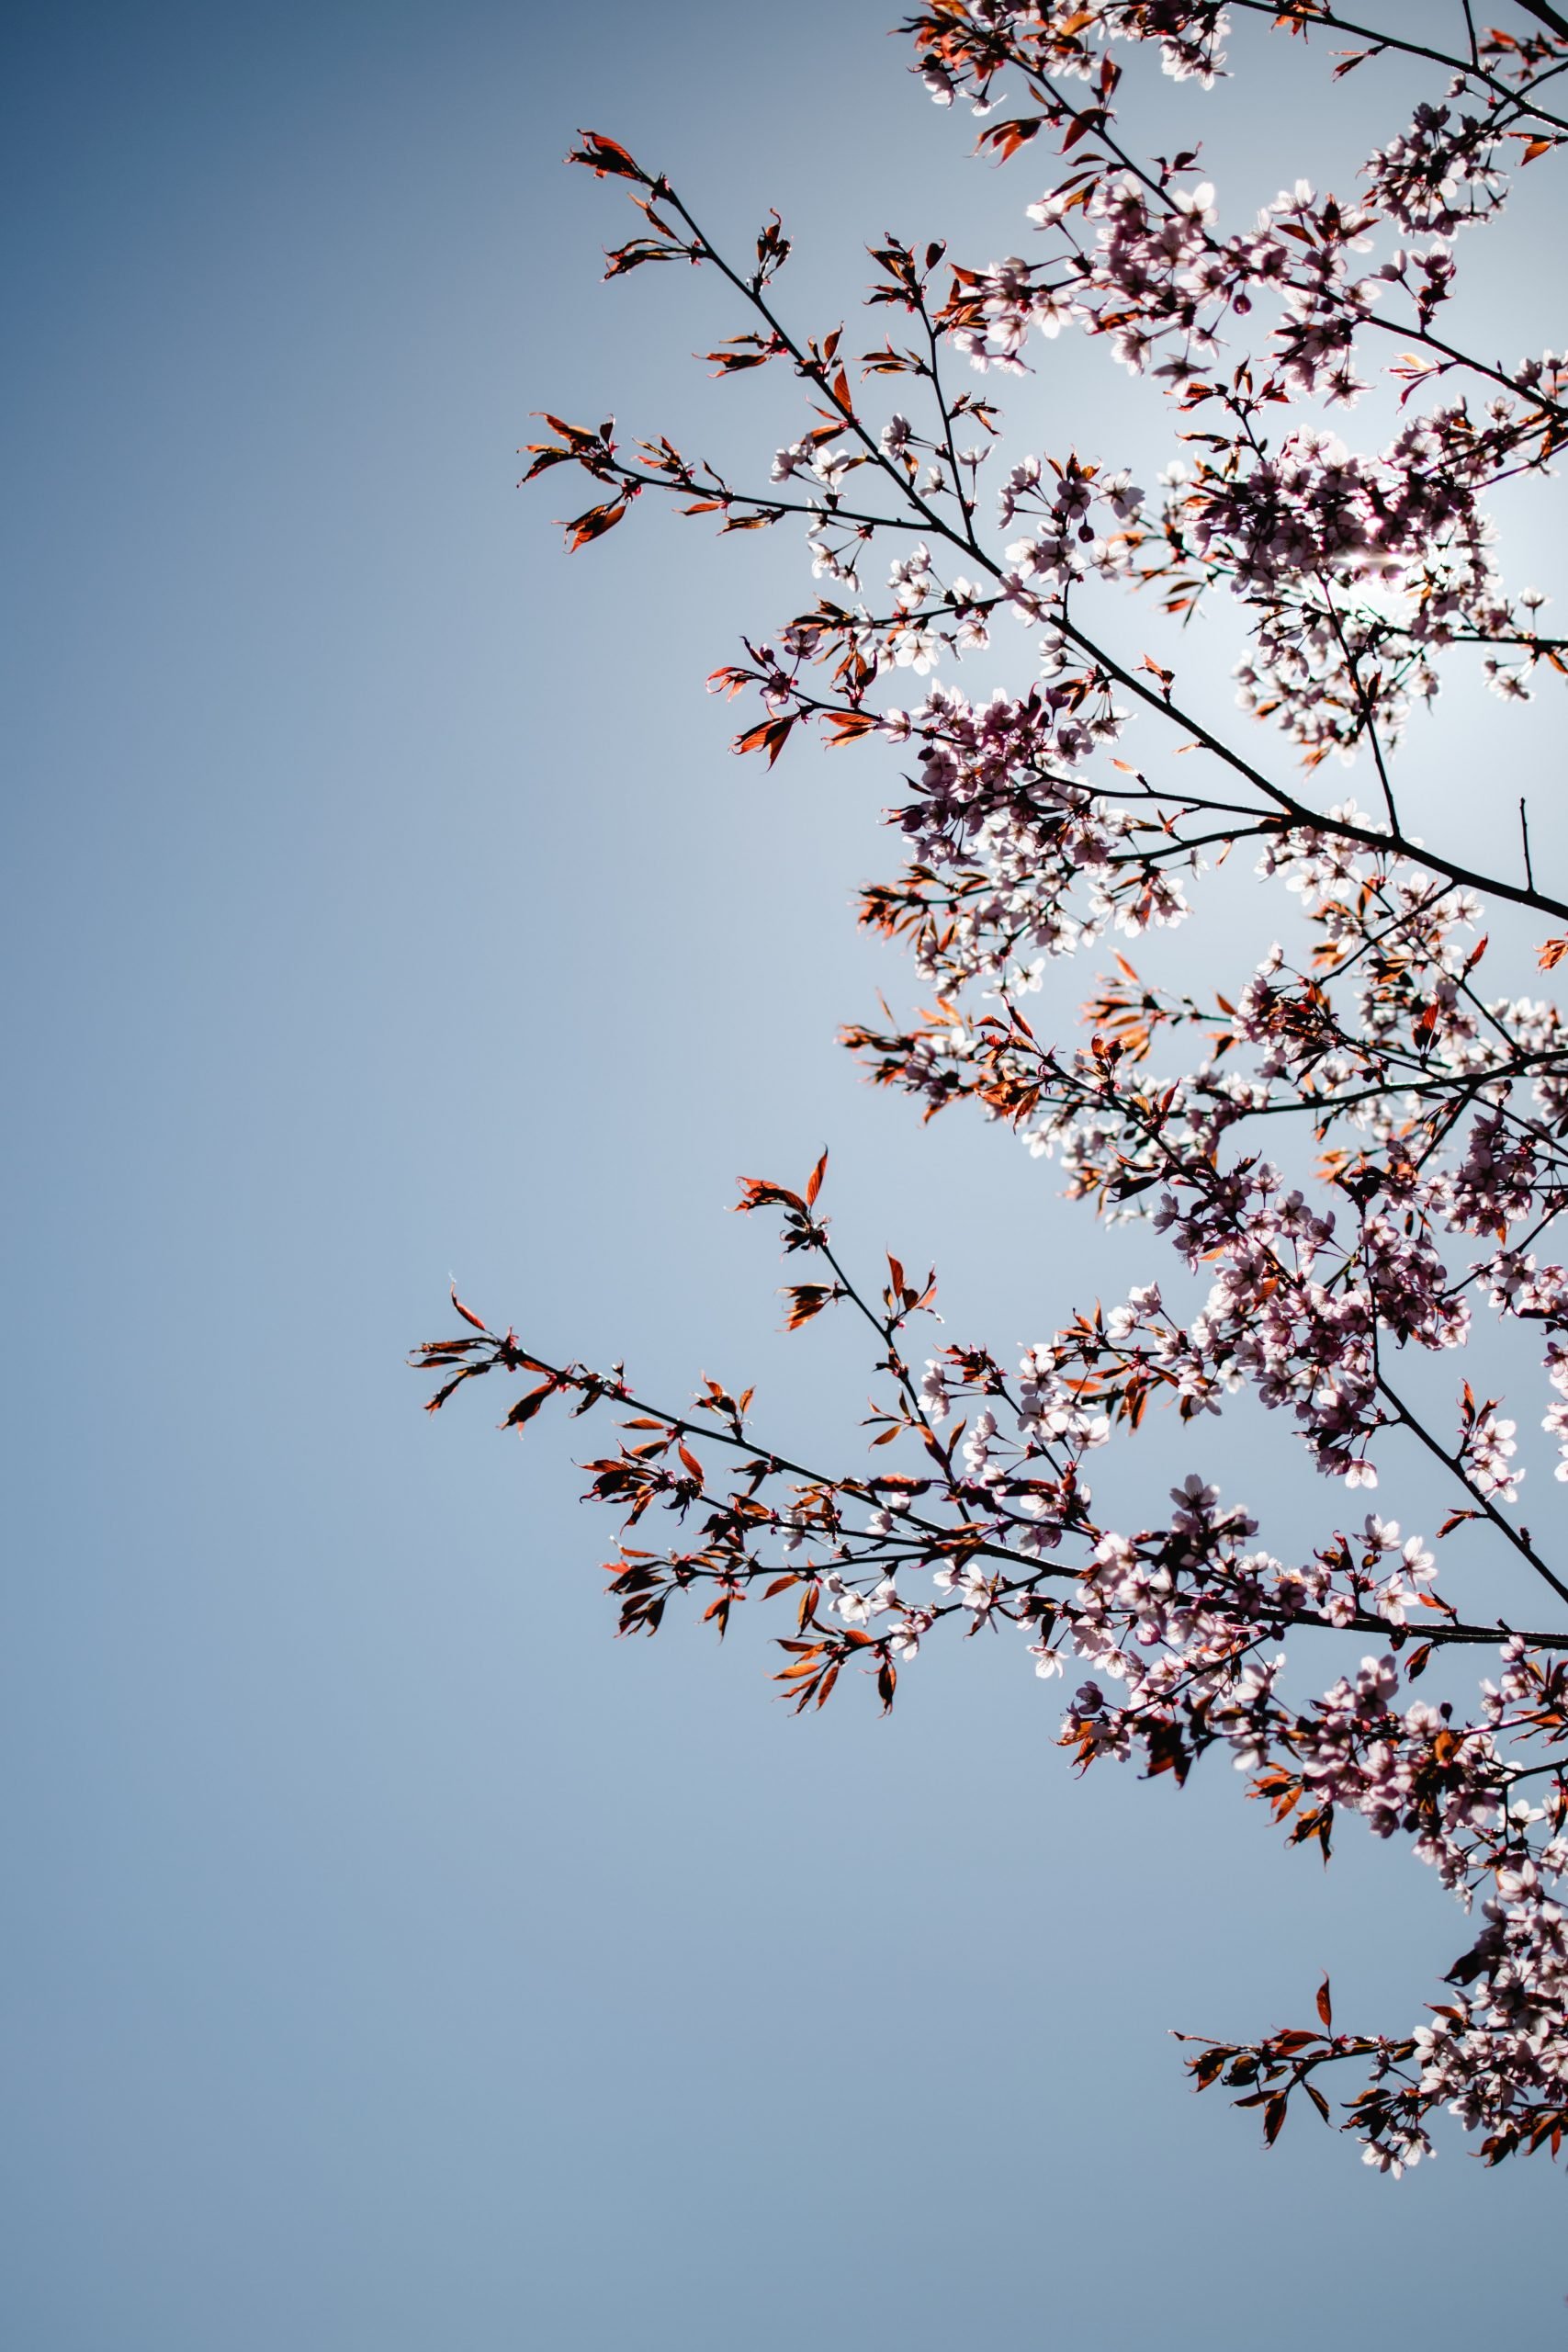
(6, 5, 1564, 2344)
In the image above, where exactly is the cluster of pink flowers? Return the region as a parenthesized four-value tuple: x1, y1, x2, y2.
(916, 1, 1231, 102)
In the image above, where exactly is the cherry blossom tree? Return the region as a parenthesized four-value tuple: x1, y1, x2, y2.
(416, 1, 1568, 2177)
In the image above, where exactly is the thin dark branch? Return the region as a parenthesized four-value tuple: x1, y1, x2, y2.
(1378, 1374, 1568, 1611)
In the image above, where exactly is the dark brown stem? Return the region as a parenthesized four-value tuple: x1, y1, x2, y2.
(1516, 0, 1568, 41)
(1377, 1374, 1568, 1610)
(1222, 0, 1568, 129)
(426, 1329, 1568, 1650)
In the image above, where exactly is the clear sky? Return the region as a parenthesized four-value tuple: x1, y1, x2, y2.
(6, 4, 1564, 2346)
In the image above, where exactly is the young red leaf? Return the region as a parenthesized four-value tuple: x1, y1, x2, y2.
(563, 496, 631, 551)
(567, 130, 649, 183)
(503, 1380, 558, 1430)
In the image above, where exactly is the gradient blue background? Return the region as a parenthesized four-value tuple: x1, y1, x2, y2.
(6, 4, 1564, 2345)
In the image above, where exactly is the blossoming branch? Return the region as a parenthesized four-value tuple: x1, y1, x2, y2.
(419, 2, 1568, 2179)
